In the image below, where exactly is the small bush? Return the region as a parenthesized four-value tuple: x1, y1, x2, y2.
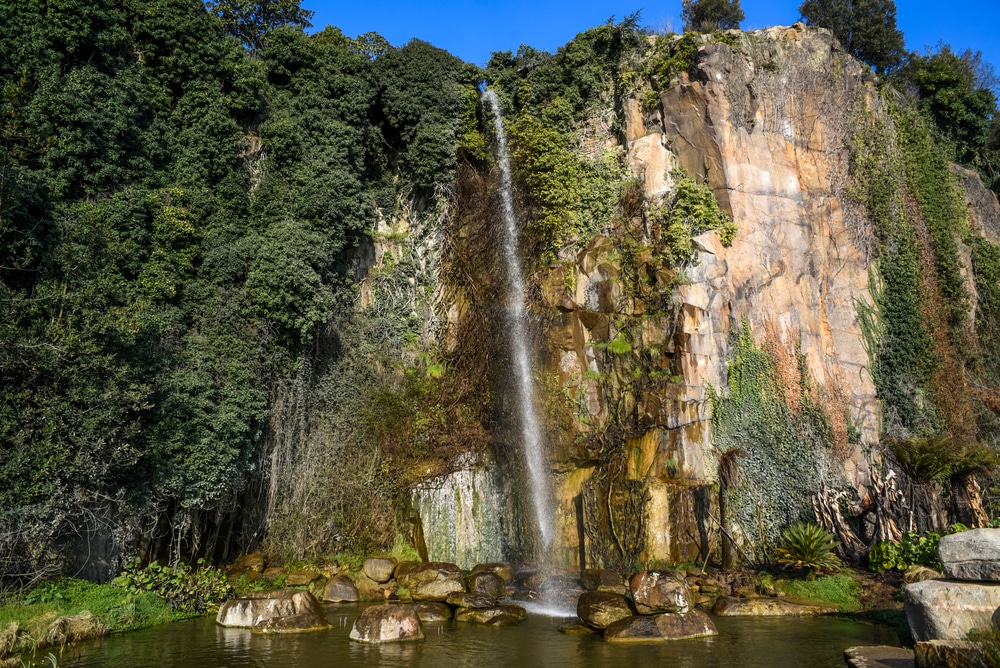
(113, 559, 233, 614)
(868, 524, 970, 572)
(774, 522, 841, 579)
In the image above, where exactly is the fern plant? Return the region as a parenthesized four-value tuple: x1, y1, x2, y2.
(774, 522, 842, 580)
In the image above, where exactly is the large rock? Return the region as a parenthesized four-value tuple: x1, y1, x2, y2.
(284, 571, 320, 586)
(712, 595, 835, 616)
(471, 563, 514, 584)
(577, 591, 633, 629)
(603, 611, 718, 643)
(349, 604, 424, 643)
(410, 601, 452, 622)
(914, 640, 990, 668)
(364, 557, 397, 583)
(629, 571, 692, 614)
(844, 646, 915, 668)
(446, 593, 494, 609)
(322, 576, 360, 603)
(216, 590, 329, 633)
(581, 569, 624, 592)
(454, 605, 527, 624)
(939, 529, 1000, 582)
(396, 562, 465, 601)
(465, 571, 506, 600)
(904, 579, 1000, 641)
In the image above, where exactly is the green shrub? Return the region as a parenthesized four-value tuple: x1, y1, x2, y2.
(113, 559, 233, 614)
(868, 524, 969, 572)
(774, 522, 842, 578)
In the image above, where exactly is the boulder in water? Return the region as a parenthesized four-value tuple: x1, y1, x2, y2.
(454, 605, 526, 624)
(410, 601, 452, 622)
(446, 593, 495, 609)
(364, 557, 397, 583)
(471, 563, 514, 585)
(603, 610, 717, 642)
(629, 571, 692, 614)
(349, 604, 424, 643)
(939, 529, 1000, 582)
(396, 562, 465, 601)
(576, 591, 633, 629)
(466, 571, 506, 600)
(322, 576, 360, 603)
(216, 590, 330, 633)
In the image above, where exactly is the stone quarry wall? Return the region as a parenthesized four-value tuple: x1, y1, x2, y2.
(414, 25, 997, 568)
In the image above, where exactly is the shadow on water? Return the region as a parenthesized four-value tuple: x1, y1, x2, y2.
(50, 603, 901, 668)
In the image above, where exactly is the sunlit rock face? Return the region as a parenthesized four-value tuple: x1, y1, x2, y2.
(415, 25, 996, 568)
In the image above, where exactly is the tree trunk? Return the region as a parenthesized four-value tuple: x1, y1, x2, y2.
(910, 481, 947, 533)
(948, 474, 989, 528)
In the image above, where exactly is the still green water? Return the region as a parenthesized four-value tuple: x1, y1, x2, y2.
(54, 604, 900, 668)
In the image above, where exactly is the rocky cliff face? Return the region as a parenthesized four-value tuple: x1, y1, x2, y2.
(404, 25, 1000, 568)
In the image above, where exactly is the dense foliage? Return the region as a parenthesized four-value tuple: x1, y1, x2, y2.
(774, 522, 842, 579)
(0, 0, 477, 587)
(799, 0, 905, 73)
(681, 0, 745, 33)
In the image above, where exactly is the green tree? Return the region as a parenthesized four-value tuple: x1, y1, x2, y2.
(901, 46, 998, 166)
(799, 0, 905, 73)
(681, 0, 745, 32)
(206, 0, 313, 53)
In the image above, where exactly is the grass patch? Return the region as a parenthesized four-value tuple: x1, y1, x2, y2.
(772, 574, 862, 612)
(0, 579, 185, 660)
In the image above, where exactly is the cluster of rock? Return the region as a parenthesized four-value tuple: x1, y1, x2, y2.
(902, 528, 1000, 667)
(569, 570, 718, 642)
(349, 560, 527, 643)
(218, 556, 526, 643)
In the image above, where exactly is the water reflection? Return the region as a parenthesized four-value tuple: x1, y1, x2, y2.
(51, 603, 901, 668)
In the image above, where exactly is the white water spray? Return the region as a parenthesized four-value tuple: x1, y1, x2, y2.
(481, 90, 555, 554)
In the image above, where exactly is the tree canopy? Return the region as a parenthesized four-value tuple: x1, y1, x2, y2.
(799, 0, 905, 73)
(681, 0, 744, 33)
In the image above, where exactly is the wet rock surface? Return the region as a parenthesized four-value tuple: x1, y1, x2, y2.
(322, 576, 360, 603)
(217, 590, 329, 633)
(629, 571, 692, 614)
(349, 604, 424, 643)
(577, 591, 634, 629)
(603, 610, 718, 642)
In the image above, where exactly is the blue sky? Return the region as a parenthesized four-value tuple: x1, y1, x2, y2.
(306, 0, 999, 73)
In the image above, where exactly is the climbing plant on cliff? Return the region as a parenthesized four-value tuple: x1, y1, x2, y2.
(709, 321, 843, 559)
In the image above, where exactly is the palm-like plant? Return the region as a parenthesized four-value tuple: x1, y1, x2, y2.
(775, 522, 842, 579)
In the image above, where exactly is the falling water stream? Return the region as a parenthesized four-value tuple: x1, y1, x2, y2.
(481, 90, 556, 556)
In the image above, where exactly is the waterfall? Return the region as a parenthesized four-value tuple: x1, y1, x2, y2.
(481, 90, 555, 555)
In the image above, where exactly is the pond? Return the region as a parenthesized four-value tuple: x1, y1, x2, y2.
(47, 603, 902, 668)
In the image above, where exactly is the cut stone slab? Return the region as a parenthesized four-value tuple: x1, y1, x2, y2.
(712, 595, 835, 616)
(322, 576, 360, 603)
(914, 640, 990, 668)
(629, 571, 692, 614)
(217, 590, 329, 633)
(349, 604, 423, 643)
(364, 557, 397, 583)
(576, 591, 633, 630)
(843, 645, 915, 668)
(904, 579, 1000, 641)
(604, 610, 717, 643)
(938, 529, 1000, 582)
